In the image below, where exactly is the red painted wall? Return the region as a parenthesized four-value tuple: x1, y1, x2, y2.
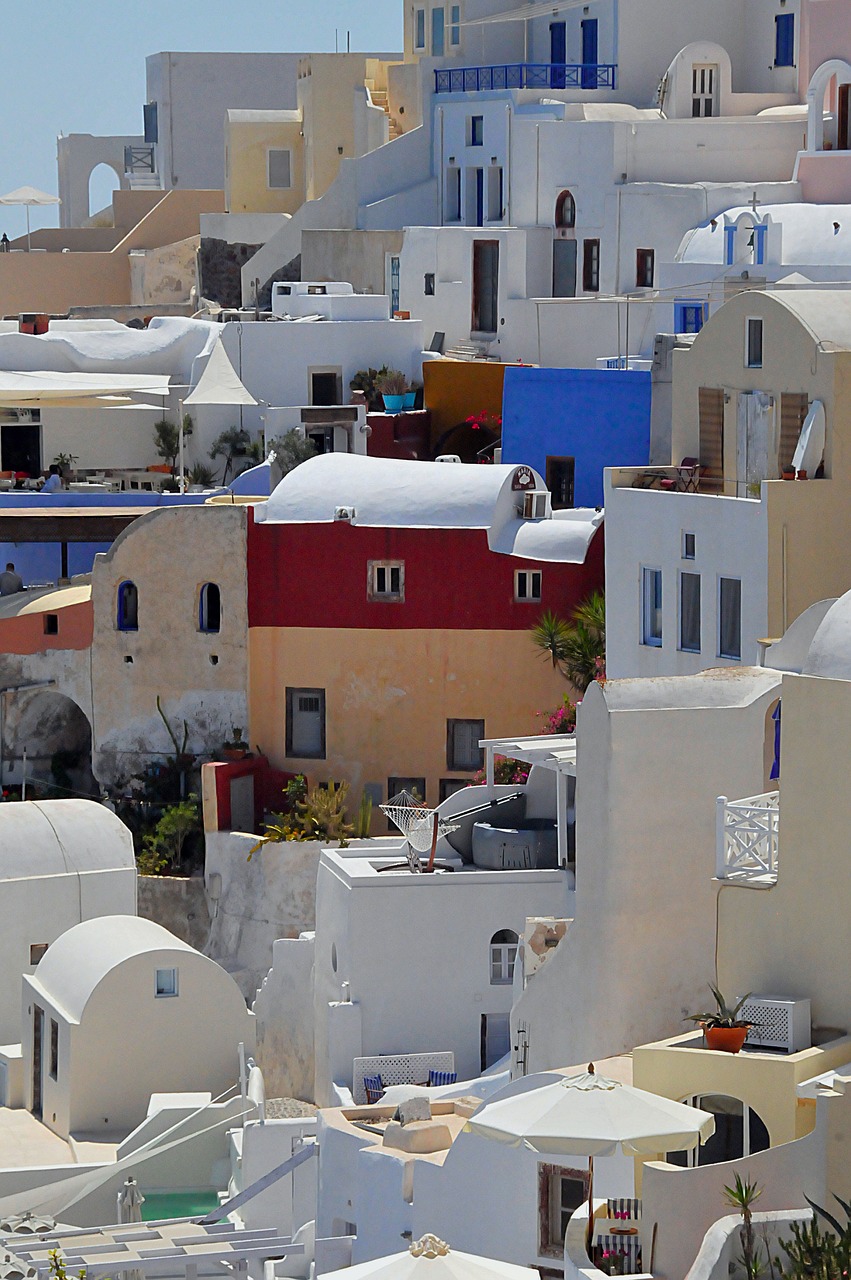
(247, 514, 604, 631)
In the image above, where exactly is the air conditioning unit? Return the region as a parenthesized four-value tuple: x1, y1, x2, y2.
(739, 996, 811, 1053)
(334, 506, 356, 522)
(522, 492, 549, 519)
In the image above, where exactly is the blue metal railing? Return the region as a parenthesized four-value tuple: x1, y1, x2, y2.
(434, 63, 617, 94)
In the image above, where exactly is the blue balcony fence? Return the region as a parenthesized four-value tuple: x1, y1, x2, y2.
(434, 63, 617, 94)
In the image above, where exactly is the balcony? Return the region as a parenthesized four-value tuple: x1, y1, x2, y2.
(434, 63, 617, 94)
(123, 144, 156, 175)
(715, 791, 779, 885)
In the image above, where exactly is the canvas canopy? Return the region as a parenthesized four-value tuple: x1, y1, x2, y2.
(184, 339, 257, 407)
(0, 370, 170, 405)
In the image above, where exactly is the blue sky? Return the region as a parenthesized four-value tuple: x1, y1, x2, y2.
(0, 0, 402, 237)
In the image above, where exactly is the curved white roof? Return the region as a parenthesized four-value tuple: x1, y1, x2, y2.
(803, 589, 851, 680)
(596, 667, 781, 712)
(0, 800, 135, 881)
(32, 916, 196, 1023)
(679, 204, 851, 267)
(489, 507, 603, 563)
(258, 453, 545, 529)
(0, 317, 219, 384)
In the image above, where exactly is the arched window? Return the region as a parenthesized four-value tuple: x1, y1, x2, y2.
(117, 581, 138, 632)
(667, 1094, 769, 1166)
(490, 929, 519, 985)
(555, 190, 576, 229)
(199, 583, 221, 633)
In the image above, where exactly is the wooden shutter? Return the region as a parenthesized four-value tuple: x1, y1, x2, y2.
(698, 387, 724, 492)
(779, 393, 808, 473)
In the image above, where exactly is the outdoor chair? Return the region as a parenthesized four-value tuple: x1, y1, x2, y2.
(428, 1069, 458, 1087)
(595, 1234, 642, 1275)
(363, 1074, 385, 1104)
(607, 1198, 642, 1221)
(658, 457, 701, 492)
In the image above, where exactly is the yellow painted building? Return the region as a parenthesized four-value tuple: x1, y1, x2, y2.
(225, 111, 306, 216)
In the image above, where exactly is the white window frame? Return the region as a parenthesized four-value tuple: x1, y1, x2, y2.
(677, 1094, 763, 1166)
(267, 148, 293, 191)
(450, 3, 461, 45)
(679, 571, 702, 654)
(414, 7, 426, 49)
(368, 560, 405, 601)
(718, 576, 742, 660)
(156, 967, 178, 998)
(682, 531, 696, 560)
(490, 940, 518, 985)
(515, 569, 542, 602)
(641, 567, 663, 647)
(522, 492, 550, 519)
(746, 316, 763, 369)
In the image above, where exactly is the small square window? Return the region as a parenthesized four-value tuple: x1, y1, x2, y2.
(515, 570, 542, 602)
(746, 317, 763, 368)
(424, 272, 435, 296)
(30, 943, 48, 965)
(682, 532, 696, 560)
(156, 967, 178, 997)
(469, 116, 484, 147)
(43, 614, 58, 635)
(439, 777, 469, 803)
(447, 718, 485, 771)
(368, 560, 405, 601)
(268, 148, 292, 190)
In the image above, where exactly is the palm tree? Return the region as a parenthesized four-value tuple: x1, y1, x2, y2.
(531, 591, 605, 693)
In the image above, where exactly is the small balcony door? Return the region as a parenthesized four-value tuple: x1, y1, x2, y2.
(550, 22, 566, 88)
(581, 19, 598, 88)
(472, 239, 499, 335)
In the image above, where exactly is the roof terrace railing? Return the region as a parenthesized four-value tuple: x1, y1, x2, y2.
(434, 63, 617, 94)
(716, 791, 779, 884)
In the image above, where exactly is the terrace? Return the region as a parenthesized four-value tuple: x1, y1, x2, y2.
(434, 63, 617, 94)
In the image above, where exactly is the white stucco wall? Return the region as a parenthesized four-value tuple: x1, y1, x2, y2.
(254, 934, 316, 1104)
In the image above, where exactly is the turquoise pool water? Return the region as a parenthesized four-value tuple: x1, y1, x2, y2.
(141, 1189, 220, 1221)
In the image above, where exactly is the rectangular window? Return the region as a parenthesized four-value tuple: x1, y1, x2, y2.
(675, 300, 707, 334)
(450, 4, 461, 45)
(775, 13, 795, 67)
(439, 777, 469, 803)
(267, 149, 292, 190)
(515, 570, 542, 602)
(682, 531, 696, 560)
(642, 567, 663, 647)
(445, 166, 461, 222)
(680, 572, 701, 653)
(746, 317, 763, 368)
(635, 248, 655, 289)
(29, 943, 48, 966)
(490, 939, 517, 984)
(538, 1165, 591, 1258)
(546, 456, 575, 509)
(415, 7, 426, 48)
(368, 560, 405, 601)
(447, 718, 485, 771)
(487, 166, 503, 222)
(43, 614, 58, 635)
(155, 967, 178, 997)
(424, 272, 435, 296)
(469, 115, 484, 147)
(49, 1019, 58, 1080)
(719, 577, 742, 660)
(432, 5, 445, 56)
(692, 64, 716, 116)
(286, 687, 326, 759)
(582, 239, 600, 292)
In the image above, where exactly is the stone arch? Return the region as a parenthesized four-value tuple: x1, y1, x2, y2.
(661, 41, 733, 120)
(87, 162, 123, 222)
(1, 688, 96, 798)
(806, 59, 851, 152)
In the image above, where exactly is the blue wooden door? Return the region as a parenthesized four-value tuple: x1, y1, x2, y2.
(550, 22, 566, 88)
(581, 19, 598, 88)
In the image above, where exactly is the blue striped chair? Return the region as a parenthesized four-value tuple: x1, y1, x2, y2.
(363, 1074, 385, 1103)
(606, 1198, 642, 1221)
(428, 1069, 458, 1087)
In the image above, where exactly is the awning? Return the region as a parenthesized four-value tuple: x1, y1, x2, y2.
(0, 371, 170, 405)
(184, 338, 257, 407)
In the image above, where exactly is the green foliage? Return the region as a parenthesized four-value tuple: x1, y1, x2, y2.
(375, 368, 409, 396)
(268, 429, 319, 477)
(52, 452, 79, 475)
(350, 366, 389, 411)
(724, 1173, 764, 1280)
(355, 790, 373, 839)
(48, 1250, 86, 1280)
(686, 984, 754, 1029)
(777, 1196, 851, 1278)
(140, 797, 201, 873)
(210, 426, 253, 482)
(249, 776, 354, 857)
(153, 414, 193, 472)
(530, 591, 606, 693)
(189, 461, 216, 487)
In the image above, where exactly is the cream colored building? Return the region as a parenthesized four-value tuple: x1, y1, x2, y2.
(225, 111, 306, 217)
(22, 915, 254, 1138)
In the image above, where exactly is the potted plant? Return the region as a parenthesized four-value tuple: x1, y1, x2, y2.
(376, 370, 409, 413)
(222, 727, 250, 761)
(403, 382, 420, 411)
(685, 984, 754, 1053)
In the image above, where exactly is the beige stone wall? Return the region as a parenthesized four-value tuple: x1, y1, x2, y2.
(766, 478, 851, 635)
(90, 504, 248, 787)
(128, 235, 199, 306)
(226, 118, 306, 216)
(301, 228, 404, 296)
(137, 875, 211, 951)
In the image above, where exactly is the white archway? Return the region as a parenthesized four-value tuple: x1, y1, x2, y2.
(88, 162, 123, 221)
(806, 59, 851, 152)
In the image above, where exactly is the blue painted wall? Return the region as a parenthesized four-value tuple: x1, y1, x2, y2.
(501, 366, 652, 508)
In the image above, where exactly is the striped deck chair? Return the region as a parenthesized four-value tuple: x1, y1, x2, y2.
(428, 1069, 458, 1087)
(595, 1234, 642, 1275)
(363, 1074, 385, 1103)
(607, 1198, 642, 1221)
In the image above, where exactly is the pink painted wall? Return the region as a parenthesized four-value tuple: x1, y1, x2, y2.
(795, 152, 851, 200)
(801, 0, 851, 91)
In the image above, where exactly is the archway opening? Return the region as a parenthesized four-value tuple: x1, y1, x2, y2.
(87, 163, 122, 223)
(667, 1094, 770, 1166)
(1, 689, 95, 799)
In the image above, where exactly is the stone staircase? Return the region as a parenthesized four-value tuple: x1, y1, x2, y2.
(368, 86, 403, 140)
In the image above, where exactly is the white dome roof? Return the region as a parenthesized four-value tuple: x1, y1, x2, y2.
(803, 589, 851, 680)
(0, 800, 135, 880)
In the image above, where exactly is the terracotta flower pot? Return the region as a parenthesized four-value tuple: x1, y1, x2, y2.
(223, 747, 249, 762)
(705, 1025, 748, 1053)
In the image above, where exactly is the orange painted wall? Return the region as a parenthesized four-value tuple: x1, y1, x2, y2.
(0, 599, 92, 654)
(422, 360, 513, 450)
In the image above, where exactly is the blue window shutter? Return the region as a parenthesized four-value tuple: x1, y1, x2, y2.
(775, 14, 794, 67)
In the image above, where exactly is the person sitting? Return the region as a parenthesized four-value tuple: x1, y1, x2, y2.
(0, 562, 24, 595)
(40, 464, 63, 493)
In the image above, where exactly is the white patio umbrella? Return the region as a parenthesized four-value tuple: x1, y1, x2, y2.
(466, 1065, 715, 1252)
(323, 1234, 538, 1280)
(0, 187, 61, 252)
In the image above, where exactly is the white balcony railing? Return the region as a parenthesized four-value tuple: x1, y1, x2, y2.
(716, 792, 779, 883)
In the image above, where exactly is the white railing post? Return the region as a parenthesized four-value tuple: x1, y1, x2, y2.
(716, 796, 728, 880)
